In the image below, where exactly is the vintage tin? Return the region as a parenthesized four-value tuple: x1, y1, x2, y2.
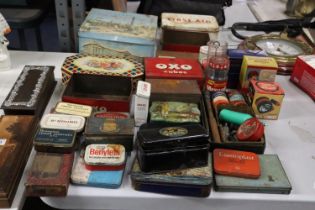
(84, 144, 126, 171)
(61, 53, 144, 88)
(0, 115, 37, 208)
(55, 102, 92, 118)
(1, 65, 56, 117)
(161, 13, 219, 52)
(71, 152, 124, 188)
(84, 116, 135, 152)
(146, 79, 201, 103)
(145, 57, 205, 90)
(79, 8, 158, 57)
(149, 101, 201, 123)
(236, 117, 264, 141)
(25, 152, 74, 196)
(213, 149, 260, 179)
(40, 113, 86, 132)
(131, 155, 212, 197)
(33, 128, 76, 153)
(92, 111, 130, 119)
(136, 123, 209, 172)
(135, 81, 151, 127)
(214, 154, 292, 194)
(62, 73, 133, 112)
(203, 92, 266, 154)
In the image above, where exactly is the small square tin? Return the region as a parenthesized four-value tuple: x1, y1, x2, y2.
(79, 8, 158, 57)
(136, 123, 209, 173)
(146, 79, 201, 103)
(214, 154, 292, 194)
(84, 116, 135, 152)
(84, 144, 126, 171)
(40, 113, 86, 132)
(62, 74, 133, 112)
(145, 57, 205, 89)
(33, 128, 76, 153)
(55, 102, 93, 118)
(1, 65, 56, 117)
(131, 155, 212, 197)
(71, 152, 124, 188)
(25, 152, 74, 196)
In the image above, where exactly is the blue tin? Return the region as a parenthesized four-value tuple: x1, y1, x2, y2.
(79, 9, 158, 57)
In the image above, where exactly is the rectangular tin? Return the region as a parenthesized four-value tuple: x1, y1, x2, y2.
(146, 79, 201, 103)
(25, 152, 74, 196)
(161, 13, 219, 53)
(0, 115, 37, 208)
(33, 128, 76, 153)
(79, 8, 158, 57)
(40, 113, 86, 132)
(135, 81, 151, 127)
(71, 152, 124, 188)
(55, 102, 92, 117)
(145, 57, 204, 89)
(61, 54, 144, 88)
(214, 154, 292, 194)
(203, 92, 266, 154)
(84, 116, 135, 152)
(131, 155, 212, 197)
(136, 123, 209, 173)
(62, 73, 133, 112)
(1, 65, 56, 117)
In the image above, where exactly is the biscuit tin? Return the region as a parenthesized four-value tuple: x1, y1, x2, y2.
(1, 65, 56, 117)
(55, 102, 92, 117)
(79, 8, 158, 57)
(40, 113, 86, 132)
(25, 152, 74, 196)
(33, 128, 76, 153)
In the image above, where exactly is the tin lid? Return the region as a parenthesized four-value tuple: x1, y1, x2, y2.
(34, 128, 76, 148)
(84, 144, 126, 166)
(40, 113, 86, 132)
(55, 102, 92, 117)
(92, 111, 130, 119)
(236, 118, 264, 141)
(161, 13, 219, 32)
(79, 9, 158, 45)
(251, 80, 285, 95)
(136, 81, 151, 98)
(213, 148, 260, 179)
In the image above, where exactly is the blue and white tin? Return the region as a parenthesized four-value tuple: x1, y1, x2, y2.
(79, 9, 158, 57)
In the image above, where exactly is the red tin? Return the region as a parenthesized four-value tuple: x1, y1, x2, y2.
(145, 57, 205, 89)
(236, 118, 264, 142)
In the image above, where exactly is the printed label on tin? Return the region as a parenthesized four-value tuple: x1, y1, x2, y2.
(84, 144, 125, 166)
(94, 112, 130, 119)
(159, 127, 188, 137)
(40, 114, 86, 132)
(34, 128, 75, 146)
(0, 138, 6, 146)
(55, 102, 92, 117)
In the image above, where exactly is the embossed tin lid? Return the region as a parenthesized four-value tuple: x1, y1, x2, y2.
(33, 128, 76, 148)
(84, 144, 126, 166)
(161, 13, 219, 32)
(55, 102, 92, 117)
(236, 118, 264, 142)
(40, 113, 86, 132)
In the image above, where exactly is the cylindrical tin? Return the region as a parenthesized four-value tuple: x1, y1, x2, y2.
(212, 91, 229, 111)
(236, 118, 264, 141)
(227, 90, 247, 106)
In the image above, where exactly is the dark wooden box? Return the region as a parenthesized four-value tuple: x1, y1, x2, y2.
(1, 65, 56, 117)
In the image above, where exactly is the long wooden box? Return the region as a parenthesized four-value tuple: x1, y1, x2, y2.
(0, 116, 37, 208)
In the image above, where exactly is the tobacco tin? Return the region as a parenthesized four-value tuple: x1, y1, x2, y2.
(33, 128, 76, 153)
(84, 144, 126, 166)
(40, 113, 86, 132)
(55, 102, 92, 117)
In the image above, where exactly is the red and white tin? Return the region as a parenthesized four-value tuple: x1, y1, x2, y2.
(84, 144, 126, 171)
(145, 57, 204, 89)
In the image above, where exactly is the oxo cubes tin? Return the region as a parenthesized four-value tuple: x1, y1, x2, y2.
(84, 144, 126, 170)
(145, 57, 204, 89)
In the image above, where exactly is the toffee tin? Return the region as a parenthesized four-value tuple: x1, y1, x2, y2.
(84, 144, 126, 171)
(55, 102, 92, 118)
(33, 128, 76, 153)
(40, 114, 86, 132)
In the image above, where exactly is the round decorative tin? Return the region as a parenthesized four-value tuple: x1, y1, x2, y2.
(159, 127, 188, 137)
(236, 117, 264, 141)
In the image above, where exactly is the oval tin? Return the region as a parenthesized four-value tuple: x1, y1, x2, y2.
(55, 102, 92, 117)
(40, 113, 86, 132)
(84, 144, 126, 168)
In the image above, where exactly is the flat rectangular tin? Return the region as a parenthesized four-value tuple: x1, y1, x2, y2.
(55, 102, 92, 117)
(40, 113, 86, 132)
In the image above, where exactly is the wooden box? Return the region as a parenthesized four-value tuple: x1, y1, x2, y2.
(79, 8, 158, 57)
(62, 74, 132, 112)
(0, 115, 37, 208)
(1, 65, 56, 117)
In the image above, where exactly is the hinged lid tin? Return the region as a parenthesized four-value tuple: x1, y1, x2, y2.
(55, 102, 92, 117)
(40, 114, 86, 132)
(162, 13, 219, 32)
(84, 144, 126, 166)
